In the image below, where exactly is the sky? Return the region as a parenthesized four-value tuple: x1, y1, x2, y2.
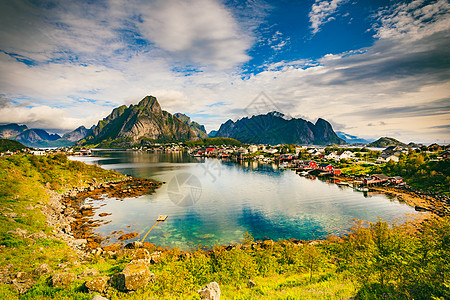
(0, 0, 449, 144)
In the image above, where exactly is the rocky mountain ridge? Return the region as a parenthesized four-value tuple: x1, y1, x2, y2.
(78, 96, 201, 147)
(215, 111, 345, 145)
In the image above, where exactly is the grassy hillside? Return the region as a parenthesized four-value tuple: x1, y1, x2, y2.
(0, 139, 28, 152)
(0, 154, 448, 299)
(367, 137, 407, 148)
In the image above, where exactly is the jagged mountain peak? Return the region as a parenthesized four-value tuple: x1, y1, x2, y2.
(137, 95, 162, 113)
(79, 96, 202, 147)
(215, 113, 345, 145)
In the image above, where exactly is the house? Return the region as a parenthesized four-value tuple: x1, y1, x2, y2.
(248, 145, 258, 153)
(363, 174, 389, 185)
(376, 153, 399, 164)
(382, 146, 402, 156)
(318, 163, 334, 172)
(237, 147, 248, 154)
(332, 169, 342, 175)
(301, 161, 318, 169)
(338, 150, 355, 160)
(441, 149, 450, 159)
(265, 148, 278, 154)
(31, 150, 46, 156)
(280, 154, 294, 161)
(325, 151, 338, 160)
(389, 176, 403, 184)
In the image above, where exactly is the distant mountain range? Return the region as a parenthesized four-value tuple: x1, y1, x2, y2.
(0, 123, 92, 148)
(335, 131, 374, 144)
(78, 96, 201, 148)
(215, 111, 345, 145)
(4, 96, 421, 149)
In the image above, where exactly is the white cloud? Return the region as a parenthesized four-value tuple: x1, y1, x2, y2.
(309, 0, 347, 35)
(373, 0, 450, 41)
(0, 0, 448, 143)
(135, 0, 252, 69)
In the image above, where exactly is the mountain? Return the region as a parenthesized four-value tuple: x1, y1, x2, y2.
(14, 129, 61, 146)
(336, 131, 374, 144)
(0, 123, 27, 139)
(215, 111, 345, 145)
(208, 130, 218, 138)
(367, 137, 407, 148)
(79, 96, 200, 147)
(61, 126, 93, 142)
(0, 139, 28, 152)
(174, 113, 208, 139)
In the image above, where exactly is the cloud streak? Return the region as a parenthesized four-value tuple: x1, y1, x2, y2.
(309, 0, 347, 35)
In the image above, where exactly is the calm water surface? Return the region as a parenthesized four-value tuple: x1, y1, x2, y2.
(70, 151, 421, 249)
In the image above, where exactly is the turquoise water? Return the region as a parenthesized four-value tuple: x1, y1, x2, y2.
(71, 151, 421, 249)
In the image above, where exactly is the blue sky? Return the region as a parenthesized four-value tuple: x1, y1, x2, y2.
(0, 0, 449, 144)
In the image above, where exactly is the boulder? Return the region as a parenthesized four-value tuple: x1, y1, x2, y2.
(33, 263, 52, 276)
(80, 268, 99, 278)
(28, 231, 48, 240)
(112, 261, 152, 291)
(50, 272, 76, 288)
(72, 239, 88, 246)
(12, 279, 35, 294)
(91, 295, 109, 300)
(85, 276, 109, 293)
(133, 248, 151, 264)
(7, 228, 27, 237)
(198, 282, 221, 300)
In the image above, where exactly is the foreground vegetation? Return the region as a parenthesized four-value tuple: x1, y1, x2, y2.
(0, 154, 449, 299)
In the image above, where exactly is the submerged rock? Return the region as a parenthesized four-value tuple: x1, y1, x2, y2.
(198, 282, 221, 300)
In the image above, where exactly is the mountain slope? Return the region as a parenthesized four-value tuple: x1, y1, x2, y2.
(0, 139, 28, 152)
(79, 96, 200, 147)
(215, 112, 345, 145)
(15, 129, 61, 144)
(0, 123, 28, 139)
(174, 113, 208, 139)
(62, 126, 93, 142)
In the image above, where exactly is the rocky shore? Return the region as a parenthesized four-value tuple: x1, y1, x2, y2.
(332, 175, 450, 217)
(42, 177, 162, 257)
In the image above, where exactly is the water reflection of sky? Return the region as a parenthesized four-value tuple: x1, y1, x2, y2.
(71, 151, 422, 250)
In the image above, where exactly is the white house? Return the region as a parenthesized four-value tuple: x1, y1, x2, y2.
(376, 153, 399, 164)
(325, 151, 338, 160)
(338, 150, 355, 160)
(31, 150, 46, 156)
(248, 145, 258, 153)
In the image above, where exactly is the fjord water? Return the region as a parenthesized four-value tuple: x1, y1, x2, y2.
(71, 151, 420, 249)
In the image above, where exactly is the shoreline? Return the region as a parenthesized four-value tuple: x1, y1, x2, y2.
(331, 175, 450, 216)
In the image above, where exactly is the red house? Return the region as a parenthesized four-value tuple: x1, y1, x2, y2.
(302, 161, 318, 169)
(318, 163, 334, 172)
(389, 176, 403, 184)
(332, 169, 341, 175)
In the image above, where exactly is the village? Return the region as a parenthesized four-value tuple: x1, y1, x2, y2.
(2, 140, 449, 192)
